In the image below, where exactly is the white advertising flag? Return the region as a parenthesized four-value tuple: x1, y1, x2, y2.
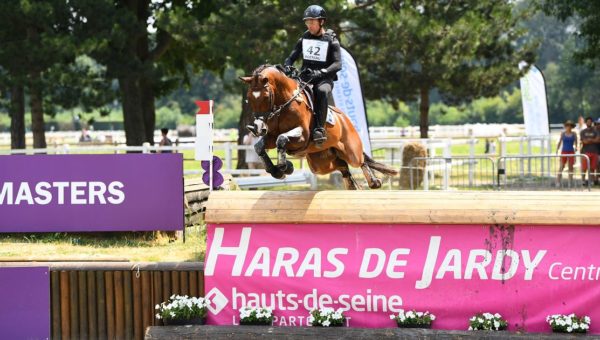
(333, 47, 372, 156)
(519, 62, 550, 136)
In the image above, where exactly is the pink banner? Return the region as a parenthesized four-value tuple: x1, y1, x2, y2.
(204, 224, 600, 333)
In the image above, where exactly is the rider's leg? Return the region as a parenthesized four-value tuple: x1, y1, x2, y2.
(312, 81, 332, 146)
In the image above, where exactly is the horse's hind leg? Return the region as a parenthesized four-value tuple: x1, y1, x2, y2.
(361, 163, 382, 189)
(335, 157, 361, 190)
(276, 127, 303, 175)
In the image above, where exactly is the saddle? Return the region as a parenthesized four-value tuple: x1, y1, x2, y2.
(277, 64, 336, 125)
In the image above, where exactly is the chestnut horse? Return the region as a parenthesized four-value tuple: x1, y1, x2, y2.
(240, 65, 397, 189)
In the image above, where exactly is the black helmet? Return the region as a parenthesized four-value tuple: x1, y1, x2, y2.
(303, 5, 326, 21)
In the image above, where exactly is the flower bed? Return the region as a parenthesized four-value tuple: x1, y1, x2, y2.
(468, 313, 507, 331)
(155, 295, 210, 325)
(390, 309, 435, 328)
(547, 314, 590, 333)
(239, 306, 274, 326)
(309, 308, 346, 327)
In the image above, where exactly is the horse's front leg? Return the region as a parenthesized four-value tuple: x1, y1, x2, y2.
(276, 126, 303, 175)
(254, 136, 285, 179)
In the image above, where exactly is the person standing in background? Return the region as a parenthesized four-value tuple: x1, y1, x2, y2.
(556, 120, 577, 187)
(158, 128, 173, 153)
(579, 117, 598, 186)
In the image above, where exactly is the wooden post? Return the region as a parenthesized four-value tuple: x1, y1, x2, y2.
(51, 271, 61, 339)
(60, 271, 70, 340)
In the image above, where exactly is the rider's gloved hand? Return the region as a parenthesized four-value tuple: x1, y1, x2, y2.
(284, 65, 294, 75)
(310, 69, 322, 79)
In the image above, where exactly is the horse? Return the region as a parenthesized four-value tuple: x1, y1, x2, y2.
(240, 64, 398, 189)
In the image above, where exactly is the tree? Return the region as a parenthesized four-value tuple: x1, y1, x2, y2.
(348, 0, 537, 138)
(543, 0, 600, 67)
(0, 1, 71, 148)
(196, 0, 347, 167)
(70, 0, 218, 146)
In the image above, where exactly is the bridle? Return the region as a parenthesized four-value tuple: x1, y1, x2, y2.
(251, 74, 310, 122)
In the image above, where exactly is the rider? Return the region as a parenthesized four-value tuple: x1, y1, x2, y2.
(284, 4, 341, 147)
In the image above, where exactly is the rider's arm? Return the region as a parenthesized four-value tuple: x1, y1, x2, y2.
(284, 38, 302, 66)
(323, 39, 342, 74)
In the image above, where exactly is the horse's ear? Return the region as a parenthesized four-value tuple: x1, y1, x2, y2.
(239, 76, 252, 84)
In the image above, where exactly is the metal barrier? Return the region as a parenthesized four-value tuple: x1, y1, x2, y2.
(409, 156, 496, 190)
(497, 154, 592, 191)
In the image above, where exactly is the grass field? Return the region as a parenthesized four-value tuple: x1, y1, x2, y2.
(0, 225, 206, 262)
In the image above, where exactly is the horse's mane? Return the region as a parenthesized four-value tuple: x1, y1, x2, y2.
(252, 64, 289, 78)
(252, 64, 274, 77)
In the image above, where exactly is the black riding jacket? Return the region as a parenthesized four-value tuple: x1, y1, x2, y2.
(284, 29, 342, 82)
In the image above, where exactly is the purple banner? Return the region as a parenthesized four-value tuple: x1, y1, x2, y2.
(0, 154, 183, 232)
(0, 267, 50, 339)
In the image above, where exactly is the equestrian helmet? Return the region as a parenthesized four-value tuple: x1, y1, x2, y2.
(303, 5, 326, 21)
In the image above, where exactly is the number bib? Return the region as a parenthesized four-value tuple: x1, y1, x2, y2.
(302, 39, 329, 62)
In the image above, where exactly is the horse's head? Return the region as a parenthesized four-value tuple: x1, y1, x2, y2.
(240, 65, 286, 137)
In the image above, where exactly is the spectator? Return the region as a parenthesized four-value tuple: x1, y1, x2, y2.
(556, 120, 577, 187)
(579, 117, 598, 186)
(79, 127, 92, 142)
(596, 118, 600, 185)
(484, 139, 490, 154)
(158, 128, 173, 153)
(489, 140, 497, 155)
(243, 133, 264, 170)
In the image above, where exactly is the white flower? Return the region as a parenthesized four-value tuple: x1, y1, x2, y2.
(155, 313, 161, 319)
(406, 311, 415, 318)
(573, 323, 579, 330)
(469, 317, 476, 322)
(155, 304, 160, 310)
(322, 320, 331, 327)
(170, 312, 175, 318)
(494, 313, 501, 318)
(416, 312, 423, 317)
(468, 326, 473, 330)
(567, 327, 573, 333)
(494, 321, 500, 329)
(430, 314, 436, 321)
(566, 318, 572, 325)
(390, 314, 396, 320)
(584, 316, 591, 324)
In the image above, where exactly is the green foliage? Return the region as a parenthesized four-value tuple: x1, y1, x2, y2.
(347, 0, 537, 136)
(543, 0, 600, 67)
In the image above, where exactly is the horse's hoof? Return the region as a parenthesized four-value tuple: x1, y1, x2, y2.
(269, 169, 286, 180)
(282, 161, 294, 175)
(369, 178, 382, 189)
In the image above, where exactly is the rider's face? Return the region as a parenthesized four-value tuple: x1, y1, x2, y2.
(305, 19, 322, 35)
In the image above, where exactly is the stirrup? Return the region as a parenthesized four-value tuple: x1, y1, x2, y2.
(312, 128, 327, 146)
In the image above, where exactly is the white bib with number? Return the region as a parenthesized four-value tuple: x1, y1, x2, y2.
(302, 39, 329, 62)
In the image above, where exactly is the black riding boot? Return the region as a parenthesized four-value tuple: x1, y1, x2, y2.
(313, 82, 330, 147)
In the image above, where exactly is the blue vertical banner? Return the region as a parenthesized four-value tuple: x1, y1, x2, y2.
(333, 47, 372, 156)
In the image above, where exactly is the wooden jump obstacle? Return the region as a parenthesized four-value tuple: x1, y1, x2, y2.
(205, 190, 600, 225)
(190, 190, 600, 335)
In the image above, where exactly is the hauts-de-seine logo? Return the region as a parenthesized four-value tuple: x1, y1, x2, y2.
(205, 287, 229, 315)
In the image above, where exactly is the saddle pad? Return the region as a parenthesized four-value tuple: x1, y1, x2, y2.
(326, 107, 336, 126)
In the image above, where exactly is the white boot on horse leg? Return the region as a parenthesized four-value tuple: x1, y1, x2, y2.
(276, 127, 303, 175)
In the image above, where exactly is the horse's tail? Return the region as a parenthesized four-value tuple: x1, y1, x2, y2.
(364, 152, 399, 176)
